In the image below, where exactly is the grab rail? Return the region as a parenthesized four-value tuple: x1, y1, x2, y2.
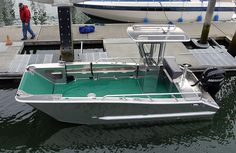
(101, 92, 202, 101)
(136, 34, 189, 43)
(132, 24, 176, 32)
(95, 57, 146, 65)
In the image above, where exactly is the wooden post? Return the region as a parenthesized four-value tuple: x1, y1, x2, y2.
(199, 0, 216, 44)
(228, 31, 236, 57)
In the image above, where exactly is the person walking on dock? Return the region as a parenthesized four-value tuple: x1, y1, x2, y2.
(19, 3, 35, 40)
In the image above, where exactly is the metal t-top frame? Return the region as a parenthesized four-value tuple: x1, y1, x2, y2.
(127, 24, 190, 66)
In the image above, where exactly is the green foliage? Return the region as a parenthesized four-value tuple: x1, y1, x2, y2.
(72, 6, 89, 24)
(0, 4, 4, 26)
(31, 2, 48, 25)
(38, 9, 47, 25)
(31, 1, 39, 25)
(0, 0, 15, 26)
(32, 10, 39, 25)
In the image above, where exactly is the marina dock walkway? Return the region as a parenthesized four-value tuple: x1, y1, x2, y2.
(0, 22, 235, 79)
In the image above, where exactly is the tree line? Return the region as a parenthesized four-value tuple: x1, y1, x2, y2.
(0, 0, 48, 26)
(0, 0, 89, 26)
(0, 0, 15, 26)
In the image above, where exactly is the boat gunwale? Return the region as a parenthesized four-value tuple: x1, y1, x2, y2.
(15, 95, 219, 110)
(18, 63, 205, 103)
(27, 61, 141, 69)
(15, 96, 203, 104)
(17, 61, 219, 110)
(15, 90, 204, 103)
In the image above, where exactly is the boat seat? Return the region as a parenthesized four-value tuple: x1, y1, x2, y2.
(163, 56, 183, 79)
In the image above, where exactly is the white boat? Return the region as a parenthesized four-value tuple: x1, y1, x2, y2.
(15, 25, 225, 125)
(75, 0, 236, 23)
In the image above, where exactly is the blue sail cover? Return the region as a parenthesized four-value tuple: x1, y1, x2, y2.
(79, 26, 95, 34)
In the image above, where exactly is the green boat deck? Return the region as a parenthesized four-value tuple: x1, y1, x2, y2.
(19, 71, 180, 98)
(54, 78, 143, 97)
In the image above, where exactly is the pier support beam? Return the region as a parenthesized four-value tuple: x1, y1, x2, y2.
(228, 31, 236, 57)
(58, 6, 74, 62)
(199, 0, 216, 45)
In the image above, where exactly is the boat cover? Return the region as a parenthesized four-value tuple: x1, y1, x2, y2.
(79, 25, 95, 34)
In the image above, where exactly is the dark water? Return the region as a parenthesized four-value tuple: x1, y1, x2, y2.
(0, 76, 236, 153)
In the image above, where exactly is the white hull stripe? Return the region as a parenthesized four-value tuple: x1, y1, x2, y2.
(75, 4, 236, 12)
(96, 111, 215, 120)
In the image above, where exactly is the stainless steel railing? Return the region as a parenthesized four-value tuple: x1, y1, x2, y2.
(101, 91, 202, 101)
(95, 57, 146, 65)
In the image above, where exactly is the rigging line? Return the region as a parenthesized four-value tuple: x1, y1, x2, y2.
(201, 0, 203, 16)
(217, 0, 221, 14)
(145, 1, 149, 18)
(159, 2, 171, 23)
(181, 0, 186, 18)
(232, 0, 236, 13)
(235, 0, 236, 12)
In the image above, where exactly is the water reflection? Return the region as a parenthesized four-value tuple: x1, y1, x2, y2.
(210, 76, 236, 144)
(0, 76, 236, 152)
(41, 121, 211, 148)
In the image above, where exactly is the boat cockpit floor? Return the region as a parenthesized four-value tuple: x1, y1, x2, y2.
(53, 77, 178, 98)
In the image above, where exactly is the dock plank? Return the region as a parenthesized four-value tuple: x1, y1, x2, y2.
(213, 22, 236, 38)
(43, 54, 53, 63)
(8, 55, 31, 73)
(189, 47, 236, 67)
(35, 54, 46, 64)
(176, 23, 225, 37)
(0, 23, 236, 79)
(28, 55, 38, 65)
(0, 26, 41, 42)
(52, 54, 60, 63)
(81, 52, 108, 62)
(16, 55, 31, 72)
(0, 43, 9, 53)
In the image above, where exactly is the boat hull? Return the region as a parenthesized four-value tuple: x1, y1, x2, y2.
(23, 100, 218, 125)
(15, 62, 219, 125)
(79, 8, 234, 22)
(76, 1, 236, 22)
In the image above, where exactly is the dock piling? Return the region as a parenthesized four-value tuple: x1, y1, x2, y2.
(228, 31, 236, 57)
(58, 6, 74, 62)
(199, 0, 216, 45)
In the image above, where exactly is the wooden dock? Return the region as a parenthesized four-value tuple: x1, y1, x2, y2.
(0, 22, 235, 79)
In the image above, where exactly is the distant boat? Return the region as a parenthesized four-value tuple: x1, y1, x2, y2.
(74, 0, 236, 23)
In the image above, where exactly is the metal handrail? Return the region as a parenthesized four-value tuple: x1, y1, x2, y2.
(136, 34, 189, 42)
(132, 24, 176, 32)
(127, 24, 190, 43)
(101, 92, 202, 101)
(95, 57, 145, 64)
